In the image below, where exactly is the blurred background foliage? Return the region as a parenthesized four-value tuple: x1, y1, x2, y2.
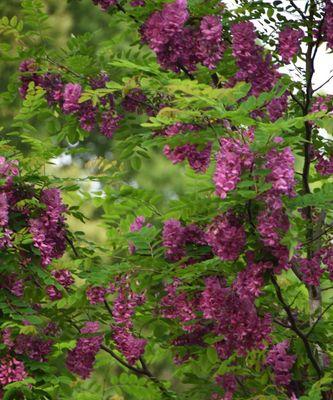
(0, 0, 188, 243)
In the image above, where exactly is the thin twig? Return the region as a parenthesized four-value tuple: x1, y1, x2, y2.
(306, 302, 333, 338)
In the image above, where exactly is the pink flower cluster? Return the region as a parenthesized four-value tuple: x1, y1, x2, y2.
(29, 189, 67, 267)
(0, 158, 67, 272)
(324, 0, 333, 49)
(66, 335, 103, 379)
(231, 22, 279, 97)
(200, 276, 272, 359)
(266, 340, 296, 386)
(213, 138, 253, 199)
(215, 374, 237, 400)
(160, 123, 212, 173)
(111, 278, 147, 365)
(161, 279, 198, 331)
(278, 28, 304, 64)
(205, 212, 246, 261)
(315, 152, 333, 176)
(299, 255, 324, 286)
(141, 0, 225, 72)
(162, 219, 206, 262)
(128, 215, 152, 254)
(0, 357, 27, 386)
(19, 62, 122, 139)
(14, 334, 52, 362)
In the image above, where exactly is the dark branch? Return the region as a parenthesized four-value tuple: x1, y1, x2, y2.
(270, 274, 323, 378)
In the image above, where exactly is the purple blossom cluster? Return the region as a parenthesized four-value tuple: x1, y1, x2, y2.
(315, 152, 333, 176)
(265, 146, 296, 200)
(164, 142, 212, 173)
(110, 279, 147, 364)
(0, 158, 67, 271)
(205, 212, 246, 261)
(66, 335, 103, 379)
(29, 188, 67, 267)
(141, 0, 225, 72)
(86, 286, 107, 304)
(324, 0, 333, 49)
(213, 138, 253, 199)
(14, 334, 52, 362)
(159, 123, 212, 173)
(299, 255, 324, 286)
(233, 259, 272, 300)
(266, 340, 296, 386)
(231, 22, 279, 97)
(278, 28, 304, 64)
(200, 276, 272, 359)
(19, 62, 122, 139)
(0, 357, 27, 386)
(162, 219, 206, 262)
(161, 279, 198, 331)
(215, 374, 237, 400)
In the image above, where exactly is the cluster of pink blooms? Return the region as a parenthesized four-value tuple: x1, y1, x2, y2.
(200, 276, 272, 359)
(0, 357, 27, 386)
(86, 286, 107, 304)
(66, 335, 103, 379)
(0, 157, 67, 275)
(141, 0, 225, 72)
(160, 123, 212, 173)
(213, 138, 253, 199)
(215, 374, 237, 400)
(205, 212, 246, 261)
(256, 145, 296, 271)
(162, 219, 206, 262)
(46, 269, 75, 301)
(315, 152, 333, 176)
(278, 28, 304, 64)
(324, 0, 333, 49)
(161, 279, 199, 331)
(266, 340, 296, 386)
(231, 22, 279, 97)
(110, 277, 147, 365)
(233, 257, 273, 301)
(231, 21, 289, 121)
(29, 188, 67, 267)
(19, 60, 122, 139)
(14, 334, 52, 362)
(298, 246, 333, 286)
(299, 255, 324, 286)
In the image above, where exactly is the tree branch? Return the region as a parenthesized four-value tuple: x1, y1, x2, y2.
(270, 274, 323, 378)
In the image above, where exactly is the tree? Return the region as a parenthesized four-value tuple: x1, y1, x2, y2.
(0, 0, 333, 399)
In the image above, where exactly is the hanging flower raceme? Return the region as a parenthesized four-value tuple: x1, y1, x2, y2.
(213, 138, 254, 199)
(92, 0, 117, 11)
(205, 212, 246, 261)
(0, 357, 27, 386)
(231, 21, 280, 97)
(29, 189, 67, 267)
(266, 340, 296, 386)
(324, 0, 333, 49)
(278, 27, 304, 64)
(110, 278, 147, 364)
(141, 0, 225, 72)
(315, 152, 333, 176)
(66, 335, 103, 379)
(200, 276, 272, 359)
